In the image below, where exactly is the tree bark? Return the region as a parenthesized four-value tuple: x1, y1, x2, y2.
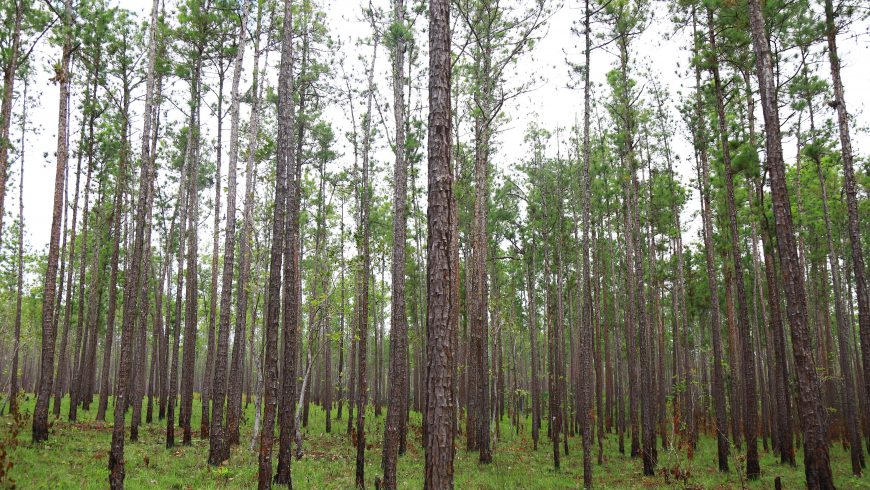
(9, 81, 26, 415)
(0, 0, 23, 245)
(227, 0, 264, 447)
(424, 0, 456, 485)
(208, 0, 251, 466)
(32, 0, 72, 443)
(706, 10, 758, 477)
(382, 0, 409, 482)
(258, 0, 292, 486)
(746, 1, 833, 486)
(109, 0, 159, 483)
(691, 7, 728, 469)
(824, 0, 870, 439)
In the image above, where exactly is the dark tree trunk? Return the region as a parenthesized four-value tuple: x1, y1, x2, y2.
(208, 0, 250, 466)
(746, 1, 834, 486)
(9, 87, 26, 415)
(258, 1, 292, 487)
(57, 125, 84, 421)
(691, 8, 728, 469)
(578, 0, 594, 484)
(0, 0, 23, 245)
(109, 1, 159, 481)
(824, 0, 870, 440)
(180, 54, 203, 446)
(353, 34, 378, 489)
(526, 244, 540, 451)
(32, 0, 73, 443)
(424, 0, 456, 485)
(382, 0, 409, 482)
(706, 10, 758, 477)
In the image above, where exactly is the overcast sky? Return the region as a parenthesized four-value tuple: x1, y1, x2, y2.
(12, 0, 870, 257)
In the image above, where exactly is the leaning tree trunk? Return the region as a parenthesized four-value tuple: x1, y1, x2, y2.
(746, 1, 833, 486)
(824, 0, 870, 437)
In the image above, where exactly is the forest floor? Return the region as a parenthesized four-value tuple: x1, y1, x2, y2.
(2, 395, 868, 489)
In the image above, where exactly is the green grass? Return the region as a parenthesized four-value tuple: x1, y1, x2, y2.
(2, 394, 868, 489)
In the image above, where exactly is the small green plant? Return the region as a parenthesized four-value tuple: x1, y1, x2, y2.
(0, 393, 26, 489)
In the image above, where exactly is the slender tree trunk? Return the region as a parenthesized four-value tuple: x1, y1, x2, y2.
(9, 83, 26, 415)
(166, 77, 193, 450)
(691, 8, 728, 469)
(258, 0, 292, 486)
(57, 124, 84, 420)
(814, 143, 863, 474)
(824, 0, 870, 438)
(208, 0, 251, 465)
(0, 0, 23, 245)
(180, 52, 203, 446)
(706, 11, 758, 477)
(32, 0, 72, 443)
(108, 1, 159, 482)
(578, 0, 594, 484)
(527, 244, 540, 451)
(353, 34, 378, 488)
(382, 0, 409, 480)
(227, 2, 264, 447)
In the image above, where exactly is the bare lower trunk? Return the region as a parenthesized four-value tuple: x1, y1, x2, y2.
(747, 1, 833, 486)
(424, 1, 456, 485)
(32, 1, 72, 442)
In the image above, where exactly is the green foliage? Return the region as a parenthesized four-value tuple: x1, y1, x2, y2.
(6, 396, 869, 488)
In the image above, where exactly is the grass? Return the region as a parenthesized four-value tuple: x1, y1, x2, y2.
(2, 393, 868, 489)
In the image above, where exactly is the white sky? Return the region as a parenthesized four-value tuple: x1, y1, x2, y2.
(11, 0, 870, 257)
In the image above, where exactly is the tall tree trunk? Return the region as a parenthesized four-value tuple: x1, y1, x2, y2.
(746, 1, 833, 486)
(9, 83, 26, 415)
(424, 0, 456, 485)
(166, 69, 194, 450)
(691, 7, 728, 470)
(824, 0, 870, 438)
(180, 52, 203, 446)
(32, 0, 72, 443)
(0, 0, 23, 244)
(209, 0, 251, 466)
(353, 34, 378, 489)
(706, 10, 759, 477)
(258, 0, 292, 486)
(578, 0, 594, 484)
(382, 0, 409, 479)
(814, 141, 863, 474)
(527, 243, 541, 450)
(57, 121, 84, 420)
(227, 1, 264, 447)
(109, 0, 159, 483)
